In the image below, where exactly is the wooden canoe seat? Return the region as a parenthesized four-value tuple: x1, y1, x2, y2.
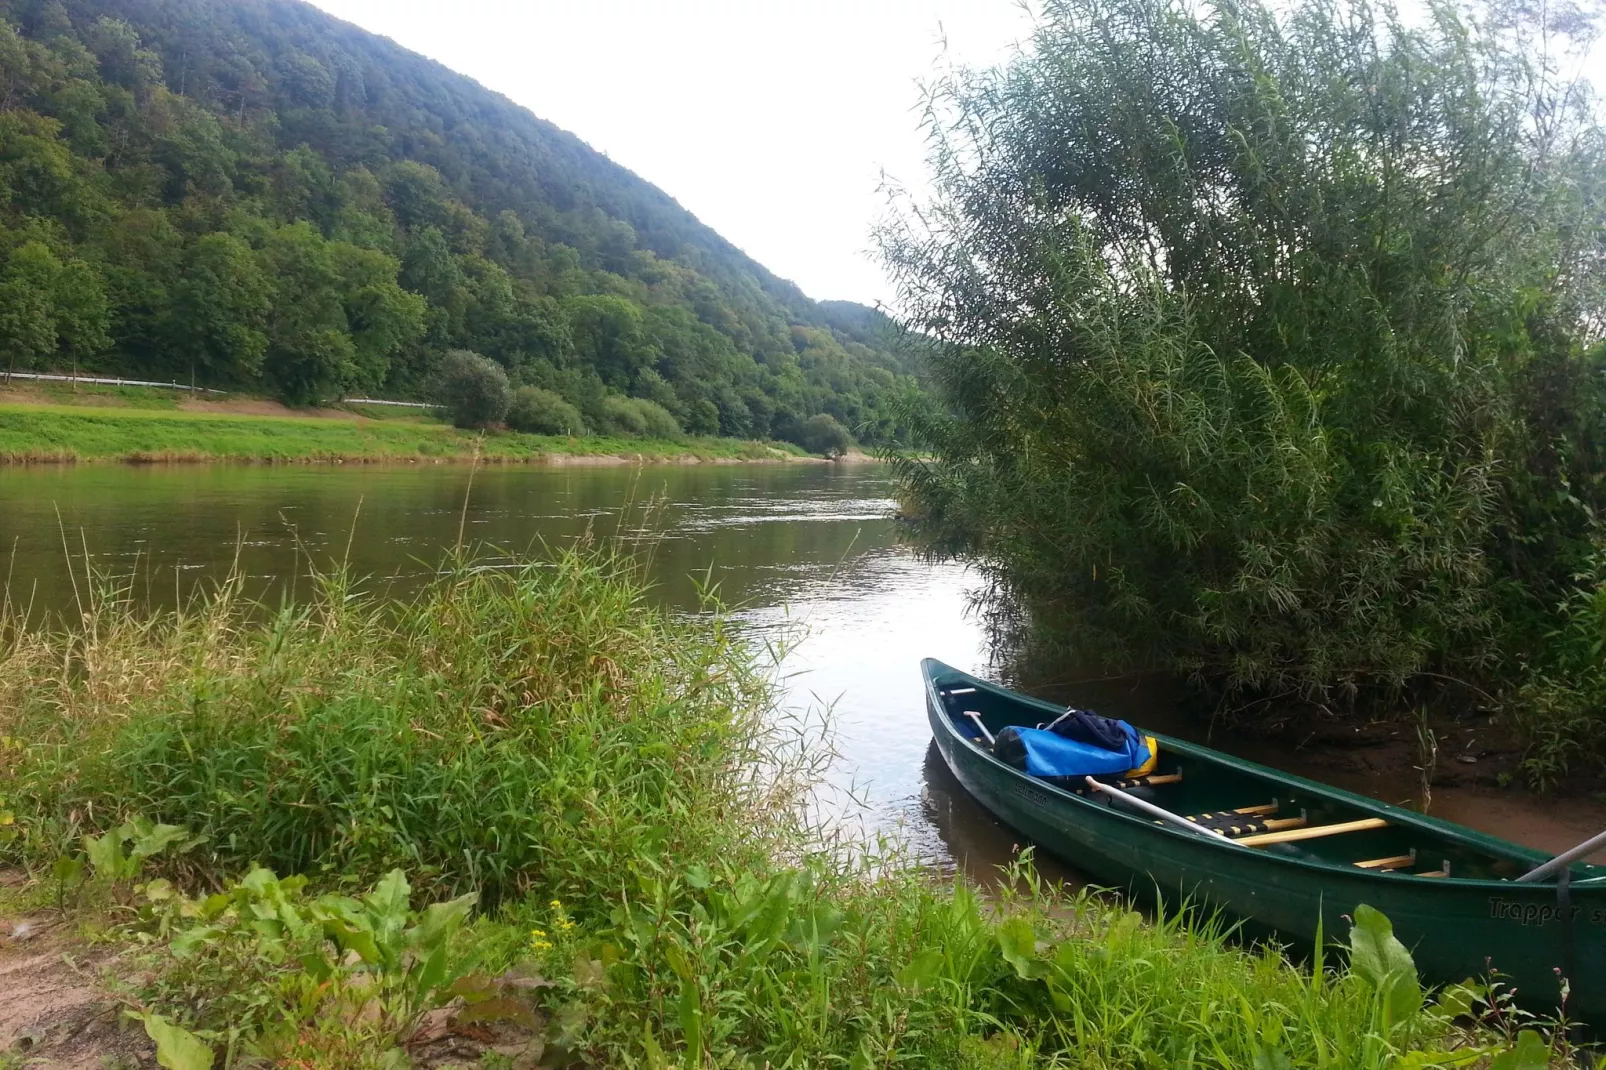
(1112, 772, 1183, 789)
(1227, 815, 1307, 837)
(1071, 771, 1183, 797)
(1183, 804, 1306, 838)
(1355, 852, 1416, 872)
(1235, 817, 1388, 848)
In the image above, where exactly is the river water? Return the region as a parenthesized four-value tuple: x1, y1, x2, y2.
(1, 462, 1599, 876)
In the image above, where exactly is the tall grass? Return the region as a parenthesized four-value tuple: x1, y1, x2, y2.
(0, 547, 809, 911)
(0, 548, 1528, 1067)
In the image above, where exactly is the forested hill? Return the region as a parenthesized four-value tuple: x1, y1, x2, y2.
(0, 0, 918, 444)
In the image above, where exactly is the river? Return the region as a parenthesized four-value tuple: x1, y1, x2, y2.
(1, 461, 1599, 876)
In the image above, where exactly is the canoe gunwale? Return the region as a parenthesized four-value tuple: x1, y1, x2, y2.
(922, 659, 1594, 891)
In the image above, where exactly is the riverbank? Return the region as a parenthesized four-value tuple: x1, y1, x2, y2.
(0, 392, 824, 465)
(0, 548, 1557, 1067)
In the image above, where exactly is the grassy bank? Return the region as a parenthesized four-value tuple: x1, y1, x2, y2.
(0, 398, 811, 465)
(0, 551, 1570, 1067)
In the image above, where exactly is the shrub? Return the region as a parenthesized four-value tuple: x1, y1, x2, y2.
(879, 0, 1606, 750)
(631, 397, 681, 439)
(506, 385, 582, 436)
(597, 394, 647, 436)
(1519, 543, 1606, 786)
(595, 395, 679, 438)
(685, 398, 720, 436)
(797, 412, 852, 458)
(436, 349, 509, 429)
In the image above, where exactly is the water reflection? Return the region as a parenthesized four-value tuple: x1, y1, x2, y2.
(0, 464, 918, 614)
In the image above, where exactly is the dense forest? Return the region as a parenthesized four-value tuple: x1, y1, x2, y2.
(0, 0, 920, 445)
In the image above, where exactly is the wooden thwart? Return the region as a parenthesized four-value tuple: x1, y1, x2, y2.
(1236, 817, 1388, 848)
(1354, 853, 1416, 872)
(1186, 803, 1279, 821)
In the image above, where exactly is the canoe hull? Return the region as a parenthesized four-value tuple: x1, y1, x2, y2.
(925, 672, 1606, 1019)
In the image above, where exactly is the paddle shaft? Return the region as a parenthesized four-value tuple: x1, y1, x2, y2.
(1516, 827, 1606, 883)
(962, 711, 995, 746)
(1084, 776, 1226, 840)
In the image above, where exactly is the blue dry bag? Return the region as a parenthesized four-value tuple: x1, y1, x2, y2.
(991, 722, 1151, 779)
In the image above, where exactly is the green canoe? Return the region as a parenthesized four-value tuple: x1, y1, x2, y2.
(924, 658, 1606, 1019)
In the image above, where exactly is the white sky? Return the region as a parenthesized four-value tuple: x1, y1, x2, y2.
(302, 0, 1037, 308)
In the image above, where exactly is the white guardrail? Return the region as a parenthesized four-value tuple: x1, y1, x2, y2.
(0, 370, 435, 409)
(344, 398, 436, 408)
(1, 370, 226, 393)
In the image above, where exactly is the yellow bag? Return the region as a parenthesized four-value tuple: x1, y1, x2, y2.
(1123, 735, 1160, 778)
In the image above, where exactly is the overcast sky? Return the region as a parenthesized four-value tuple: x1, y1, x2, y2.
(301, 0, 1035, 308)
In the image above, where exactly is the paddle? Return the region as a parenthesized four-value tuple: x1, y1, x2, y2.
(1083, 776, 1228, 841)
(1515, 827, 1606, 883)
(962, 711, 996, 746)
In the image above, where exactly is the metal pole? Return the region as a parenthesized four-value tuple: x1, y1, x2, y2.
(1515, 828, 1606, 883)
(1084, 776, 1227, 841)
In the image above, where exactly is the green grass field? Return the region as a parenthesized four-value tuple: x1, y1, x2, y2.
(0, 400, 808, 464)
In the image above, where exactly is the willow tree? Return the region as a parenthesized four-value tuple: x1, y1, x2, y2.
(881, 0, 1606, 747)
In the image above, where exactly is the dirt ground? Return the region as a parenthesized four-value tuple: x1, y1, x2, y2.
(0, 902, 153, 1068)
(0, 868, 546, 1069)
(175, 397, 371, 420)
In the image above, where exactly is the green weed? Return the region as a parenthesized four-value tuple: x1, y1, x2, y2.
(0, 548, 804, 911)
(119, 866, 491, 1068)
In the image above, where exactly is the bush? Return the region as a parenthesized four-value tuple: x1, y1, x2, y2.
(597, 394, 646, 436)
(436, 349, 509, 429)
(880, 0, 1606, 751)
(685, 398, 720, 436)
(797, 412, 852, 458)
(631, 397, 681, 439)
(596, 395, 681, 439)
(506, 385, 582, 436)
